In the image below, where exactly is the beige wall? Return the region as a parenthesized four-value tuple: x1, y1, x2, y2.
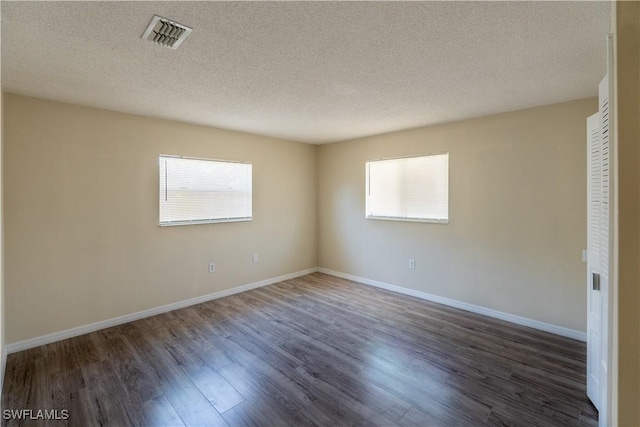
(0, 91, 5, 392)
(318, 98, 596, 332)
(615, 1, 640, 425)
(0, 4, 5, 392)
(3, 94, 317, 344)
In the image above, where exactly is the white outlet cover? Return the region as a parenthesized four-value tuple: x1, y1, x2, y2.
(209, 262, 216, 273)
(253, 253, 259, 263)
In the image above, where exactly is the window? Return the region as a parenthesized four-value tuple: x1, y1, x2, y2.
(366, 153, 449, 223)
(159, 155, 252, 226)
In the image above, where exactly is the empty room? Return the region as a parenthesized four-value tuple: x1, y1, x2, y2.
(1, 1, 639, 426)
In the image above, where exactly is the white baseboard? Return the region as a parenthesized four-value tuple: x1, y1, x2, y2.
(7, 268, 318, 354)
(6, 266, 586, 353)
(318, 268, 587, 342)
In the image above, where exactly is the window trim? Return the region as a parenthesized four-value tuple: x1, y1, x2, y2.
(365, 152, 449, 224)
(159, 154, 253, 227)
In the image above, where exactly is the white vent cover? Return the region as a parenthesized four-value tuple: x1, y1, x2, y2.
(142, 15, 192, 50)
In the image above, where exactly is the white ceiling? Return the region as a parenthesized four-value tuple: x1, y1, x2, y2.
(1, 1, 610, 144)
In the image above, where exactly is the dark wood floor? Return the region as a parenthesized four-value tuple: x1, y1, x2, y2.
(2, 273, 597, 426)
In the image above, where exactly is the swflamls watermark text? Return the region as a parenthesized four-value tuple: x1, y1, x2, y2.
(3, 409, 69, 420)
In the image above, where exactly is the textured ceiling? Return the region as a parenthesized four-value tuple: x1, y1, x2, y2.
(1, 1, 610, 144)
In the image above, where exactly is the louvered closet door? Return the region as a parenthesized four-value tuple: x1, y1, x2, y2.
(597, 73, 611, 416)
(586, 112, 602, 409)
(586, 73, 612, 415)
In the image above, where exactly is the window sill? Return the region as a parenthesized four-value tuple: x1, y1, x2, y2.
(365, 216, 449, 224)
(159, 217, 252, 227)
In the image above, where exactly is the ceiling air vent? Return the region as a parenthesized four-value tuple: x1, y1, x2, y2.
(141, 15, 192, 50)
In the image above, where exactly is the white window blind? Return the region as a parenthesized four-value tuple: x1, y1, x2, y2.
(366, 153, 449, 223)
(159, 156, 252, 226)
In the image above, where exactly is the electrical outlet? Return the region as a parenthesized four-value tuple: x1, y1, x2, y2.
(208, 262, 216, 273)
(409, 259, 415, 269)
(582, 249, 588, 263)
(253, 253, 259, 263)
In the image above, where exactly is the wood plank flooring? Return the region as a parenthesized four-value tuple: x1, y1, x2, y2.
(2, 273, 597, 426)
